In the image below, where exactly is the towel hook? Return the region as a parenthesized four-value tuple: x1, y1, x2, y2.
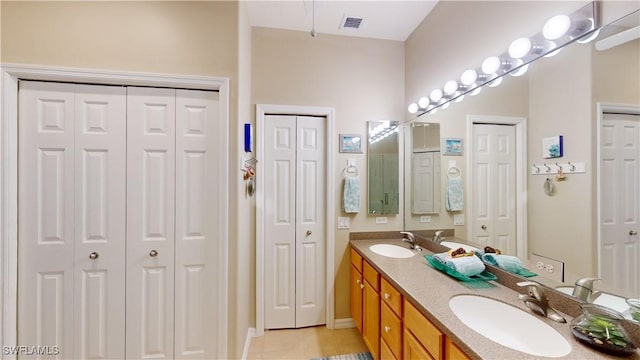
(544, 164, 551, 173)
(568, 162, 576, 172)
(533, 164, 540, 174)
(555, 162, 563, 172)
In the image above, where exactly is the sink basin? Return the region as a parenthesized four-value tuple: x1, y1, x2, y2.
(440, 241, 481, 253)
(369, 244, 415, 258)
(449, 294, 571, 357)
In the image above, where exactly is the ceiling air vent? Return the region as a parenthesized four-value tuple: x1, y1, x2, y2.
(340, 15, 363, 30)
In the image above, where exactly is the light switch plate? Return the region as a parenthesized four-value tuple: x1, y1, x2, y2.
(337, 217, 350, 229)
(375, 217, 388, 224)
(420, 216, 431, 223)
(453, 214, 464, 225)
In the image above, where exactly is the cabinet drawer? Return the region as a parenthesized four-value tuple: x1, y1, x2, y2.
(351, 248, 363, 272)
(445, 337, 471, 360)
(381, 302, 402, 359)
(404, 300, 443, 360)
(363, 261, 380, 290)
(380, 277, 402, 316)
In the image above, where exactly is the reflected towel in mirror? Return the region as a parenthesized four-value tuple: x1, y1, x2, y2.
(446, 176, 464, 211)
(343, 176, 360, 213)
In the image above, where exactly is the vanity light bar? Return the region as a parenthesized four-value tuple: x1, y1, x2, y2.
(407, 1, 599, 117)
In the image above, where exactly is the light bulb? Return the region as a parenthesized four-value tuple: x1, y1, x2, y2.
(577, 19, 599, 44)
(469, 84, 482, 96)
(408, 103, 419, 114)
(543, 14, 571, 40)
(418, 97, 429, 109)
(509, 37, 532, 59)
(482, 56, 501, 74)
(461, 69, 478, 85)
(443, 80, 459, 95)
(441, 101, 450, 109)
(429, 89, 443, 102)
(544, 41, 562, 58)
(454, 94, 464, 103)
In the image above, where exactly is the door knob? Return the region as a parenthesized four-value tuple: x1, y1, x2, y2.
(150, 250, 158, 257)
(631, 230, 638, 236)
(384, 326, 391, 333)
(306, 230, 312, 236)
(481, 225, 487, 230)
(89, 252, 99, 260)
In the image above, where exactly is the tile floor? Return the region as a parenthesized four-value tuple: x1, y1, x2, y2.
(246, 326, 368, 359)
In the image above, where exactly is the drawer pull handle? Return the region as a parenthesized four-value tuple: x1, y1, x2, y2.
(384, 326, 390, 333)
(360, 284, 364, 289)
(384, 293, 390, 300)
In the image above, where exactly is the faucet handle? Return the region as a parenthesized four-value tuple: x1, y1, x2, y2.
(575, 277, 600, 290)
(517, 281, 547, 301)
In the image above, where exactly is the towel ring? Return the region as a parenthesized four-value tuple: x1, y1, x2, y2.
(447, 166, 461, 179)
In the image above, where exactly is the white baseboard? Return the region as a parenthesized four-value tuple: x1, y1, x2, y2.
(242, 327, 257, 360)
(333, 318, 356, 329)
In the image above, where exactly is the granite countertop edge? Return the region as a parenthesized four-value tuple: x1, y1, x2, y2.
(350, 238, 639, 360)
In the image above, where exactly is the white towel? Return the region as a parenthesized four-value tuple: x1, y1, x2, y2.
(343, 176, 360, 213)
(446, 177, 464, 211)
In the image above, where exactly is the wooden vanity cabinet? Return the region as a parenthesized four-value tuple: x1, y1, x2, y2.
(444, 337, 471, 360)
(363, 261, 381, 359)
(404, 299, 443, 360)
(350, 249, 364, 332)
(380, 278, 402, 359)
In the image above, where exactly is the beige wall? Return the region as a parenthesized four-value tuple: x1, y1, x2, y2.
(251, 27, 404, 319)
(2, 1, 249, 358)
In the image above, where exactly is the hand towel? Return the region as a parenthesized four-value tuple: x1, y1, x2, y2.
(445, 177, 464, 211)
(445, 255, 485, 277)
(433, 252, 485, 277)
(482, 253, 523, 274)
(343, 176, 360, 213)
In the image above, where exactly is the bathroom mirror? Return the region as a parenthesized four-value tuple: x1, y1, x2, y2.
(368, 120, 400, 215)
(403, 9, 640, 311)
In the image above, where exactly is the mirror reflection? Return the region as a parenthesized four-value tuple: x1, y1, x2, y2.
(403, 10, 640, 320)
(410, 123, 440, 215)
(368, 120, 399, 215)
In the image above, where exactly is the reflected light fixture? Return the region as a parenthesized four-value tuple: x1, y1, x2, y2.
(408, 103, 419, 114)
(461, 69, 478, 85)
(482, 56, 501, 74)
(418, 96, 430, 109)
(430, 89, 443, 102)
(508, 37, 532, 58)
(487, 74, 503, 87)
(543, 14, 571, 40)
(443, 80, 459, 95)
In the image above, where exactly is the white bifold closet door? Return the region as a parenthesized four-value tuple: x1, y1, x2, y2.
(19, 81, 127, 359)
(264, 115, 326, 329)
(19, 81, 219, 359)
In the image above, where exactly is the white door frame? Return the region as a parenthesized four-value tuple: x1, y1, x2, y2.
(596, 103, 640, 279)
(256, 104, 335, 336)
(0, 63, 230, 358)
(466, 115, 528, 260)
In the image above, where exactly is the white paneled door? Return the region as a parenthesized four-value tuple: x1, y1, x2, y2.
(19, 81, 127, 359)
(19, 81, 220, 359)
(472, 124, 517, 255)
(600, 112, 640, 297)
(264, 115, 326, 329)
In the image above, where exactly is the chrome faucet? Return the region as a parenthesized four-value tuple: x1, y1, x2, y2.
(572, 277, 602, 303)
(432, 230, 445, 243)
(517, 281, 566, 323)
(400, 231, 421, 251)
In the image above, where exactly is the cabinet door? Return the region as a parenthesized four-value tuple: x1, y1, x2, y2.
(363, 279, 380, 359)
(350, 265, 364, 333)
(445, 337, 471, 360)
(380, 338, 398, 360)
(126, 87, 176, 359)
(404, 329, 434, 360)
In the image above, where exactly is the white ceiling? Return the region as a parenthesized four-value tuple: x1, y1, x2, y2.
(245, 0, 439, 41)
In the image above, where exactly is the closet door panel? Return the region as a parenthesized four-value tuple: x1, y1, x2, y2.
(127, 87, 176, 359)
(74, 84, 127, 359)
(18, 81, 76, 359)
(174, 89, 219, 358)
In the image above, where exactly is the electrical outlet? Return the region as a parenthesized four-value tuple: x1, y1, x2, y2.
(453, 214, 464, 225)
(375, 217, 387, 224)
(420, 216, 431, 223)
(530, 253, 564, 283)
